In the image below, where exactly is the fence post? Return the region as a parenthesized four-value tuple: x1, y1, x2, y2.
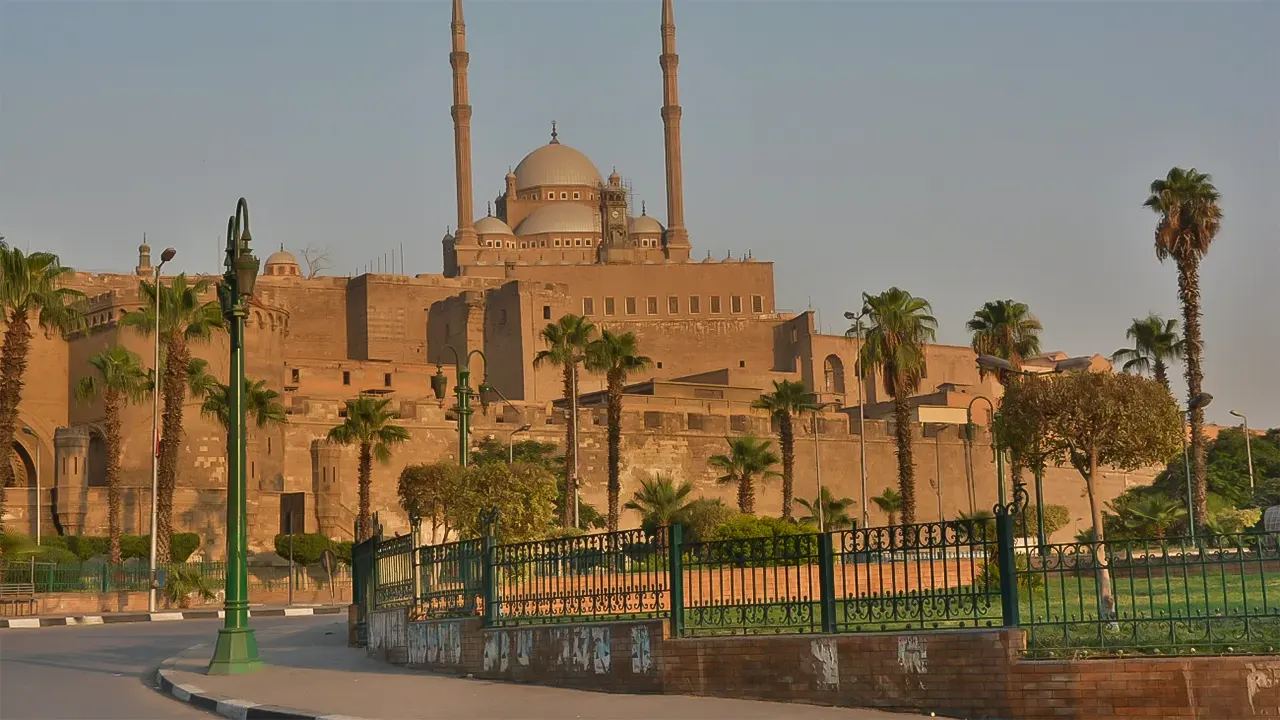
(995, 510, 1019, 627)
(667, 524, 684, 637)
(817, 533, 837, 634)
(100, 564, 108, 593)
(481, 532, 498, 626)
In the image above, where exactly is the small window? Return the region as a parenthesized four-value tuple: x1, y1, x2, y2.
(625, 297, 637, 315)
(572, 191, 580, 200)
(560, 192, 568, 200)
(668, 296, 679, 314)
(384, 373, 392, 388)
(267, 438, 272, 454)
(605, 297, 616, 316)
(583, 297, 595, 315)
(575, 239, 582, 247)
(646, 297, 658, 315)
(520, 242, 527, 249)
(338, 406, 348, 418)
(543, 305, 552, 320)
(499, 309, 508, 325)
(445, 323, 451, 338)
(710, 296, 722, 314)
(290, 368, 300, 383)
(554, 239, 561, 247)
(752, 295, 763, 313)
(731, 296, 742, 313)
(342, 371, 351, 386)
(689, 296, 701, 314)
(739, 360, 746, 368)
(656, 361, 663, 369)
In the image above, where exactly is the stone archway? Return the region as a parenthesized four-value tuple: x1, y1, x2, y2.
(86, 428, 108, 488)
(7, 442, 35, 488)
(823, 354, 846, 395)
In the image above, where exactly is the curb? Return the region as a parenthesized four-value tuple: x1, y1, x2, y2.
(0, 605, 346, 630)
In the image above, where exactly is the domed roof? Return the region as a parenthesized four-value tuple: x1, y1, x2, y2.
(515, 203, 601, 237)
(513, 142, 602, 190)
(628, 215, 664, 235)
(474, 216, 513, 236)
(265, 249, 299, 267)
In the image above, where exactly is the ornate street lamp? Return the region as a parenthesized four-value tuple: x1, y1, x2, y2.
(431, 346, 491, 467)
(207, 197, 264, 676)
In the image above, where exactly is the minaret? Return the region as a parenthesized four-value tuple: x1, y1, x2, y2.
(135, 233, 152, 277)
(450, 0, 479, 254)
(660, 0, 691, 261)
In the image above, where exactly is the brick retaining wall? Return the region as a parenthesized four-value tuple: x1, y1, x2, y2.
(363, 607, 1280, 718)
(5, 585, 351, 616)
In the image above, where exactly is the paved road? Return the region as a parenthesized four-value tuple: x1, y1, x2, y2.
(0, 616, 334, 720)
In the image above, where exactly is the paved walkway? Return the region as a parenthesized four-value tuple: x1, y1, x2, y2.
(159, 618, 930, 720)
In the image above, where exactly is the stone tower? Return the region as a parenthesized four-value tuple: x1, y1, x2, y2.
(53, 427, 90, 534)
(449, 0, 479, 261)
(135, 234, 152, 277)
(660, 0, 692, 261)
(312, 439, 344, 538)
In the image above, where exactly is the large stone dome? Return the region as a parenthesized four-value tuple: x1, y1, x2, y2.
(513, 142, 602, 190)
(515, 203, 601, 237)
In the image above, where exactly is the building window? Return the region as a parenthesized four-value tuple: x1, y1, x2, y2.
(625, 297, 637, 315)
(739, 360, 746, 368)
(543, 305, 552, 320)
(605, 297, 616, 316)
(520, 242, 527, 249)
(342, 371, 351, 386)
(731, 295, 742, 313)
(572, 191, 580, 200)
(647, 297, 658, 315)
(668, 296, 679, 314)
(290, 368, 300, 383)
(560, 192, 568, 200)
(752, 295, 763, 313)
(499, 309, 508, 325)
(710, 296, 722, 314)
(689, 296, 701, 314)
(575, 239, 582, 247)
(656, 361, 663, 369)
(583, 297, 595, 315)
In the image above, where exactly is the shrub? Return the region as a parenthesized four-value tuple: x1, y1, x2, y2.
(0, 531, 39, 556)
(35, 546, 79, 565)
(1016, 505, 1071, 539)
(164, 564, 218, 608)
(974, 554, 1044, 592)
(66, 536, 110, 561)
(332, 540, 354, 567)
(273, 533, 335, 565)
(120, 535, 149, 560)
(679, 498, 737, 544)
(38, 535, 69, 551)
(171, 533, 201, 562)
(703, 515, 818, 566)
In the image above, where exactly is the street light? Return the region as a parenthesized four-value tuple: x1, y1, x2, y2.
(843, 310, 869, 529)
(207, 198, 263, 676)
(431, 346, 491, 468)
(965, 396, 1002, 509)
(147, 246, 176, 614)
(1182, 392, 1213, 541)
(509, 424, 532, 463)
(810, 401, 838, 532)
(1229, 409, 1256, 492)
(20, 426, 40, 545)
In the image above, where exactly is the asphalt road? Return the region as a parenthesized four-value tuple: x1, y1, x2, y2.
(0, 616, 334, 720)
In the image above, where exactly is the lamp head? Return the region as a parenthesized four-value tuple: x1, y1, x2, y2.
(1229, 409, 1245, 420)
(21, 426, 35, 437)
(430, 365, 448, 400)
(478, 382, 493, 415)
(159, 247, 177, 264)
(517, 424, 532, 433)
(1054, 356, 1094, 372)
(976, 355, 1015, 374)
(1189, 392, 1214, 411)
(234, 250, 260, 298)
(843, 311, 857, 320)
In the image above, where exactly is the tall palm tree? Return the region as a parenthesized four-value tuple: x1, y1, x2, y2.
(752, 380, 817, 522)
(74, 345, 149, 563)
(327, 396, 410, 541)
(0, 244, 82, 507)
(871, 488, 904, 527)
(533, 314, 596, 526)
(708, 435, 780, 515)
(120, 275, 224, 561)
(860, 288, 937, 525)
(796, 488, 856, 530)
(1111, 314, 1184, 390)
(623, 474, 695, 534)
(585, 330, 651, 531)
(1145, 167, 1223, 526)
(199, 375, 289, 430)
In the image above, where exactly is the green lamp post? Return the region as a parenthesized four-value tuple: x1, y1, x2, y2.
(208, 197, 264, 675)
(431, 346, 491, 467)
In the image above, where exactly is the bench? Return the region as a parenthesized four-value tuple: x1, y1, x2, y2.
(0, 582, 37, 617)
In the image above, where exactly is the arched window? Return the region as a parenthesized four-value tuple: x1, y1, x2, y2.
(823, 355, 846, 395)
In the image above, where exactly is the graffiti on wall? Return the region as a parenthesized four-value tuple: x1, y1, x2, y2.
(408, 621, 462, 665)
(367, 608, 408, 655)
(483, 631, 511, 672)
(517, 630, 533, 668)
(631, 625, 652, 674)
(898, 636, 928, 674)
(810, 638, 839, 689)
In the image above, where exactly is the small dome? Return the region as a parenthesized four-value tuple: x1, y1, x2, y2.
(474, 216, 513, 236)
(515, 203, 601, 237)
(628, 215, 664, 235)
(264, 248, 301, 277)
(513, 143, 602, 190)
(265, 249, 299, 267)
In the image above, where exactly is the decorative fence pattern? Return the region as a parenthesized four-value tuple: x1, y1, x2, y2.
(418, 538, 484, 618)
(374, 533, 415, 609)
(0, 559, 350, 595)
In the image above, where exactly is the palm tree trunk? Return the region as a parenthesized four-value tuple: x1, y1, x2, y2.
(1153, 359, 1170, 391)
(156, 335, 189, 563)
(606, 369, 623, 532)
(0, 312, 34, 511)
(104, 391, 124, 565)
(560, 364, 576, 526)
(779, 413, 795, 521)
(740, 474, 755, 515)
(1084, 449, 1115, 619)
(892, 392, 916, 525)
(1177, 258, 1208, 527)
(358, 443, 373, 541)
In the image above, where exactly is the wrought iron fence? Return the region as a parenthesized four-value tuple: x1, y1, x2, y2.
(681, 530, 822, 636)
(374, 533, 415, 610)
(488, 528, 668, 626)
(1019, 530, 1280, 658)
(0, 559, 348, 595)
(418, 538, 484, 618)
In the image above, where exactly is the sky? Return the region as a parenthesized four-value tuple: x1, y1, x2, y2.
(1, 0, 1277, 427)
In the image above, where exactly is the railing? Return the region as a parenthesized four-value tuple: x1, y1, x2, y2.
(0, 559, 350, 595)
(374, 533, 415, 610)
(488, 528, 668, 626)
(1019, 531, 1280, 658)
(418, 538, 484, 618)
(682, 530, 821, 635)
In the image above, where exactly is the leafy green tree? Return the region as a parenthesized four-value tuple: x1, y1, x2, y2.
(679, 498, 737, 543)
(327, 396, 410, 541)
(398, 461, 465, 542)
(752, 380, 817, 522)
(533, 314, 596, 526)
(198, 375, 288, 430)
(0, 244, 83, 506)
(871, 487, 904, 527)
(449, 462, 558, 543)
(623, 474, 694, 534)
(796, 487, 856, 530)
(1145, 167, 1224, 527)
(859, 288, 937, 525)
(121, 275, 224, 561)
(709, 435, 780, 515)
(1150, 427, 1280, 509)
(1111, 314, 1184, 390)
(74, 345, 150, 563)
(585, 330, 652, 530)
(967, 299, 1043, 372)
(468, 436, 605, 529)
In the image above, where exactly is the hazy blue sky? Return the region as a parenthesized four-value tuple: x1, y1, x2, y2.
(1, 1, 1276, 427)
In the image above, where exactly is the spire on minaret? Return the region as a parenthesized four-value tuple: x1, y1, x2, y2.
(449, 0, 478, 255)
(642, 201, 647, 216)
(550, 120, 559, 145)
(135, 233, 152, 277)
(486, 201, 492, 217)
(659, 0, 691, 260)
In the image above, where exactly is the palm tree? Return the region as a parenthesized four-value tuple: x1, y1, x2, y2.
(328, 396, 410, 541)
(74, 345, 149, 563)
(708, 435, 780, 515)
(585, 330, 652, 531)
(1145, 167, 1223, 527)
(1111, 314, 1184, 390)
(752, 380, 817, 522)
(860, 288, 937, 525)
(623, 474, 695, 534)
(533, 314, 596, 526)
(199, 376, 288, 430)
(0, 244, 82, 506)
(871, 488, 904, 527)
(796, 488, 856, 530)
(120, 275, 224, 561)
(1120, 494, 1187, 539)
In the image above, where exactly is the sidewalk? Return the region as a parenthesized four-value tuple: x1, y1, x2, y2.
(0, 604, 346, 629)
(157, 619, 933, 720)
